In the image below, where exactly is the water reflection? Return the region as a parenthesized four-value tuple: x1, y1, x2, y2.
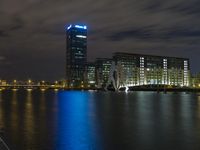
(0, 91, 200, 150)
(57, 91, 101, 150)
(10, 91, 19, 143)
(0, 91, 3, 128)
(24, 91, 35, 148)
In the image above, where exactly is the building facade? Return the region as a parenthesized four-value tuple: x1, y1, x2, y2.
(65, 24, 191, 88)
(95, 58, 112, 88)
(191, 73, 200, 88)
(65, 24, 87, 88)
(85, 62, 96, 88)
(113, 52, 190, 87)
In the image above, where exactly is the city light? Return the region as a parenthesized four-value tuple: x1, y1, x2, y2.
(27, 89, 32, 92)
(0, 23, 198, 90)
(75, 25, 87, 29)
(12, 88, 18, 91)
(125, 86, 129, 93)
(28, 79, 32, 84)
(54, 89, 59, 92)
(76, 35, 87, 38)
(41, 88, 46, 92)
(67, 25, 72, 30)
(66, 24, 87, 30)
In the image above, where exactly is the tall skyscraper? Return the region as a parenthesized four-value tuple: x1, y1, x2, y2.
(65, 24, 87, 88)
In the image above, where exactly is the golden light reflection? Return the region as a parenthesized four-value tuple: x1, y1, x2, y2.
(0, 88, 5, 92)
(11, 90, 18, 105)
(41, 88, 46, 92)
(40, 91, 46, 112)
(0, 92, 4, 128)
(12, 88, 18, 91)
(24, 91, 34, 143)
(54, 89, 59, 92)
(10, 91, 19, 136)
(197, 95, 200, 119)
(27, 89, 32, 92)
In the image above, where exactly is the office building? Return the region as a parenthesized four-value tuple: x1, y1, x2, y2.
(95, 58, 112, 87)
(86, 62, 96, 88)
(191, 73, 200, 88)
(113, 52, 190, 87)
(65, 24, 87, 88)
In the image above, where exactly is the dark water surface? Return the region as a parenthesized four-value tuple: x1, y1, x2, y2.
(0, 90, 200, 150)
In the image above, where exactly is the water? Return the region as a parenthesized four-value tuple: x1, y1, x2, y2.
(0, 90, 200, 150)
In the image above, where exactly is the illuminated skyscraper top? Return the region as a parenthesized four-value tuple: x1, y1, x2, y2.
(65, 24, 87, 88)
(66, 24, 87, 30)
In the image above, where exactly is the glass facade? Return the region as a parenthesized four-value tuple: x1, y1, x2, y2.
(66, 25, 87, 88)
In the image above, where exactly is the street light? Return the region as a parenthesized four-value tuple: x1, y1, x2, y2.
(28, 79, 32, 84)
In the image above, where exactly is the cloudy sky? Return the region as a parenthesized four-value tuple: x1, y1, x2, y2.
(0, 0, 200, 81)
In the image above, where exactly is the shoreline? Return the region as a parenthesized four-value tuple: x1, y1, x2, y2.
(0, 87, 200, 92)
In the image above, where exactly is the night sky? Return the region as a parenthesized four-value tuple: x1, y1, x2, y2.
(0, 0, 200, 81)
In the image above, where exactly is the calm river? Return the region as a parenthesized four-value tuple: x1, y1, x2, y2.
(0, 90, 200, 150)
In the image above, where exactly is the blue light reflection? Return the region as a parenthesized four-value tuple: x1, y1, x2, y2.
(57, 91, 101, 150)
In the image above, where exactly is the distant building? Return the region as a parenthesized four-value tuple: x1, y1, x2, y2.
(191, 73, 200, 88)
(0, 80, 7, 86)
(86, 62, 96, 88)
(65, 24, 87, 88)
(95, 58, 112, 87)
(113, 52, 190, 87)
(112, 53, 139, 87)
(64, 24, 191, 88)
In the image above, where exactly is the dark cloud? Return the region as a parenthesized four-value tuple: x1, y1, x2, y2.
(144, 0, 163, 12)
(0, 56, 11, 66)
(0, 30, 8, 37)
(9, 17, 24, 31)
(0, 0, 200, 81)
(108, 26, 158, 41)
(0, 56, 6, 61)
(108, 26, 200, 41)
(168, 0, 200, 15)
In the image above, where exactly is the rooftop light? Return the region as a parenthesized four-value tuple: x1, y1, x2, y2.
(67, 25, 72, 30)
(75, 25, 87, 29)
